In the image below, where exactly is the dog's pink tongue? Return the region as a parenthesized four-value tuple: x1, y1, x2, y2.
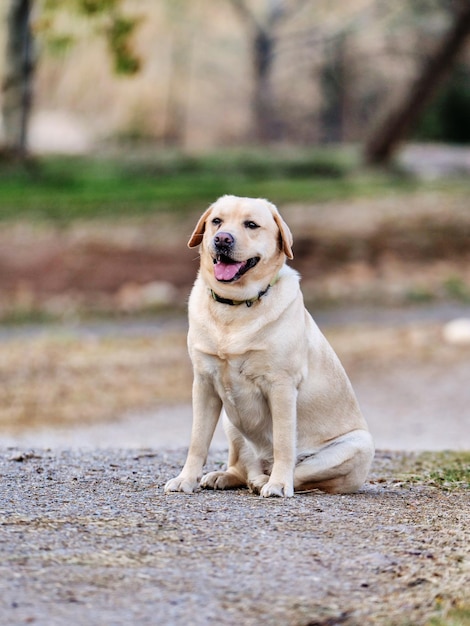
(214, 260, 244, 281)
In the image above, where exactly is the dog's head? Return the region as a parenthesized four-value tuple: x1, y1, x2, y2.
(188, 195, 293, 299)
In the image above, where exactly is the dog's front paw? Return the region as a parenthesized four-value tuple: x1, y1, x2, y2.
(164, 475, 200, 494)
(201, 471, 244, 490)
(260, 481, 294, 498)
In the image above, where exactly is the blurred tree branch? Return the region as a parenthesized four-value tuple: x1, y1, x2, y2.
(364, 0, 470, 165)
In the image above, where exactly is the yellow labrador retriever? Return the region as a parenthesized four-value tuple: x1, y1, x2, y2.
(165, 195, 374, 497)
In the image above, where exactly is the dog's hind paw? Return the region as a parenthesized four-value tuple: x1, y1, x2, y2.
(247, 474, 270, 494)
(201, 470, 244, 490)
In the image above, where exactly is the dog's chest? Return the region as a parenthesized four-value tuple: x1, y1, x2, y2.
(210, 352, 271, 429)
(218, 358, 272, 445)
(212, 351, 265, 398)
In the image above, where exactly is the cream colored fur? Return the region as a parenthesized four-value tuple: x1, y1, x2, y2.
(165, 195, 374, 497)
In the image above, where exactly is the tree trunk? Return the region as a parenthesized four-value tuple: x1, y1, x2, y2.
(320, 32, 349, 143)
(252, 27, 280, 142)
(2, 0, 35, 158)
(230, 0, 285, 143)
(364, 2, 470, 165)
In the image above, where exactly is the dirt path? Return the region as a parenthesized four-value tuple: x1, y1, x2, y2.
(0, 448, 468, 626)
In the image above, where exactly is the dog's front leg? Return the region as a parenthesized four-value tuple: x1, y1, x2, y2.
(165, 375, 222, 494)
(261, 384, 297, 498)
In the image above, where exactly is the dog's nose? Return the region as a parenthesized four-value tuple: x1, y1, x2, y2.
(214, 232, 234, 248)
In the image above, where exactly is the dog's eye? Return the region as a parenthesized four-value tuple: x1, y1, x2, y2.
(212, 217, 222, 226)
(244, 221, 260, 230)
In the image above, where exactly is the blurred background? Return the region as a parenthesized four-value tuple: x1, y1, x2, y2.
(0, 0, 469, 452)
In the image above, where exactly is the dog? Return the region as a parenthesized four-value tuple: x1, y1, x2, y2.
(165, 195, 374, 497)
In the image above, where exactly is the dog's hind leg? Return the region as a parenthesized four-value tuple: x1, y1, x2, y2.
(201, 415, 268, 492)
(294, 429, 374, 494)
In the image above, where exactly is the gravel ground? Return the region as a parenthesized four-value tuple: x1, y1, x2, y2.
(0, 448, 468, 626)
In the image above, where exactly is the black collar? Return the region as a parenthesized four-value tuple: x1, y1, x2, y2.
(210, 274, 280, 307)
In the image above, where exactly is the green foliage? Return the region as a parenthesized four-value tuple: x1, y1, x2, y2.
(106, 15, 141, 75)
(405, 452, 470, 490)
(119, 147, 357, 179)
(43, 0, 62, 10)
(45, 34, 76, 56)
(443, 276, 470, 302)
(428, 605, 470, 626)
(40, 0, 141, 78)
(0, 149, 465, 223)
(405, 286, 435, 304)
(77, 0, 119, 16)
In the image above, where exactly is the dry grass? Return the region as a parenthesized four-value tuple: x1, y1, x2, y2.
(0, 330, 192, 431)
(0, 321, 467, 433)
(325, 322, 470, 368)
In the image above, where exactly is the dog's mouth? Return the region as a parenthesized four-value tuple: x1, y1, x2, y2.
(213, 254, 260, 282)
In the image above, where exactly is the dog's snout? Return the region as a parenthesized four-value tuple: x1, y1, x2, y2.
(214, 232, 234, 249)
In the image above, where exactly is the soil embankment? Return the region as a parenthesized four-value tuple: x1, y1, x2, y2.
(0, 191, 469, 318)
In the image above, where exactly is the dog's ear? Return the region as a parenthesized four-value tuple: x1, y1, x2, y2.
(188, 207, 212, 248)
(272, 208, 294, 259)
